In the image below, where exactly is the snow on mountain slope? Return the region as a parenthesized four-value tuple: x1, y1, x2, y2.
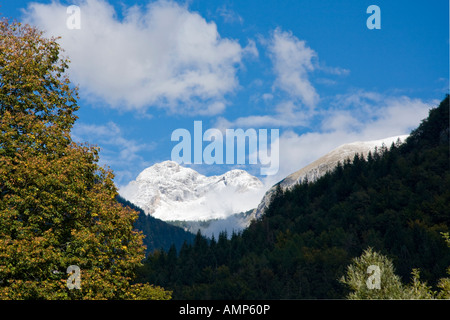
(252, 135, 409, 219)
(120, 135, 408, 233)
(119, 161, 265, 221)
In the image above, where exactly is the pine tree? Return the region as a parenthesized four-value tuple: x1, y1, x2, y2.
(0, 18, 170, 300)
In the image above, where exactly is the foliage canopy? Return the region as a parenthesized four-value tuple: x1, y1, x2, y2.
(0, 18, 170, 300)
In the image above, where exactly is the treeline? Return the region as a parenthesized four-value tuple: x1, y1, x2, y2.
(136, 95, 450, 299)
(116, 195, 196, 254)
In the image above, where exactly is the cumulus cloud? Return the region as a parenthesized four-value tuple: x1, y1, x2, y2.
(23, 0, 250, 115)
(215, 28, 323, 130)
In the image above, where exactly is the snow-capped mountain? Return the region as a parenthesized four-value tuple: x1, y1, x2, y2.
(120, 135, 408, 237)
(119, 160, 266, 221)
(252, 135, 409, 219)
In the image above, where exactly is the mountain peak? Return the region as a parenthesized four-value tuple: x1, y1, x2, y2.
(136, 160, 200, 182)
(120, 162, 265, 221)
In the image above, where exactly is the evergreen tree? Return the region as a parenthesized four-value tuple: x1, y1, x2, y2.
(138, 95, 450, 300)
(116, 195, 195, 254)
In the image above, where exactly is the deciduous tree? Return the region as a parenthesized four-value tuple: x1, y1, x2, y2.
(0, 18, 170, 300)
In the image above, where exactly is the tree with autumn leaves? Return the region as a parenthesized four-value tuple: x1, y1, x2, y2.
(0, 18, 171, 300)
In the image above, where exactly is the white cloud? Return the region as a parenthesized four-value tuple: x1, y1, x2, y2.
(216, 5, 243, 25)
(216, 100, 310, 129)
(324, 91, 438, 137)
(242, 39, 259, 59)
(262, 93, 273, 101)
(206, 26, 435, 187)
(260, 94, 437, 186)
(215, 28, 323, 130)
(317, 64, 350, 76)
(23, 0, 246, 115)
(267, 28, 319, 108)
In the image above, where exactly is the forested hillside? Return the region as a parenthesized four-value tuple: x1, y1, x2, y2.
(136, 95, 450, 299)
(116, 195, 196, 254)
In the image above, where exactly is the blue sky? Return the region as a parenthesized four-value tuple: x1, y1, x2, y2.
(1, 0, 448, 189)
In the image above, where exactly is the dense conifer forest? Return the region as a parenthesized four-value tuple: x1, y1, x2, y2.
(135, 95, 450, 299)
(117, 195, 196, 254)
